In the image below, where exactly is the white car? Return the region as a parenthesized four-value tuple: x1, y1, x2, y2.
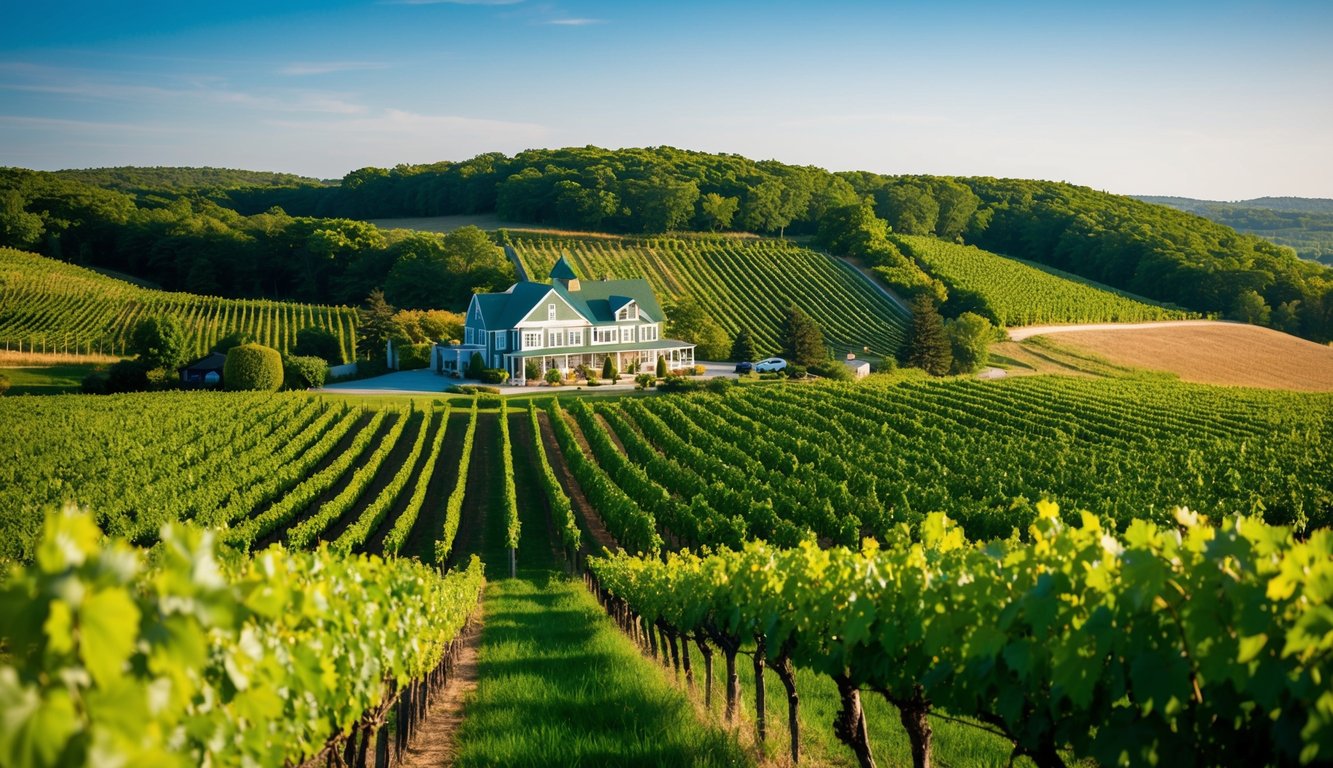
(754, 357, 788, 373)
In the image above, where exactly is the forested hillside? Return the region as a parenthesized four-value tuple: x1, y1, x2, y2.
(6, 149, 1332, 342)
(1138, 194, 1333, 266)
(51, 166, 330, 193)
(0, 168, 513, 308)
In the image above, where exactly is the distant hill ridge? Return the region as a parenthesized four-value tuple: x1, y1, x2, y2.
(1136, 195, 1333, 265)
(51, 166, 332, 192)
(3, 147, 1331, 345)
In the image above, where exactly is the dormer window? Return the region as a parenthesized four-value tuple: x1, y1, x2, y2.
(616, 304, 638, 321)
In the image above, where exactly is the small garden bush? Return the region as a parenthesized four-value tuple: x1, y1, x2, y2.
(480, 368, 510, 384)
(283, 355, 329, 389)
(397, 343, 432, 371)
(445, 384, 501, 395)
(224, 343, 284, 391)
(544, 368, 563, 385)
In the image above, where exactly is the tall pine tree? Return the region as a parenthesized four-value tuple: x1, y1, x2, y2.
(907, 295, 952, 376)
(730, 328, 756, 362)
(782, 306, 827, 366)
(356, 289, 402, 360)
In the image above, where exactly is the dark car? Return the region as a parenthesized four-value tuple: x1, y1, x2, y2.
(734, 361, 753, 374)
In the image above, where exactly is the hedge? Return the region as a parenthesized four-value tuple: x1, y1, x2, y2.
(225, 343, 284, 391)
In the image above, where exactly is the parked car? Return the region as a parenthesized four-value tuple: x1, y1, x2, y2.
(754, 357, 787, 373)
(734, 361, 753, 374)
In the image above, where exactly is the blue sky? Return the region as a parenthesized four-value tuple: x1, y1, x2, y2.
(1, 0, 1330, 199)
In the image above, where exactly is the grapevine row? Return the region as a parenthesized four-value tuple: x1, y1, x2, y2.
(590, 505, 1333, 767)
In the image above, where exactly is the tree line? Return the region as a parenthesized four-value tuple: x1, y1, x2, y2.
(5, 145, 1332, 342)
(0, 168, 513, 311)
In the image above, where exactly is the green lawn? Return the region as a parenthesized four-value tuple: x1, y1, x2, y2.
(450, 412, 751, 767)
(0, 362, 105, 395)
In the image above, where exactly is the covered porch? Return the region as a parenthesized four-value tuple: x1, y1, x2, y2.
(507, 343, 695, 384)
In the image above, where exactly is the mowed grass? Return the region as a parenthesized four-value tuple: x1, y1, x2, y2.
(0, 362, 106, 394)
(451, 411, 751, 768)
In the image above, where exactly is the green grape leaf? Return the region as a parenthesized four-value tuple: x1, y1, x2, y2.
(79, 587, 141, 688)
(43, 600, 74, 657)
(0, 671, 80, 768)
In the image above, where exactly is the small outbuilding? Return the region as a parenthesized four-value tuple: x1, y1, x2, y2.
(843, 354, 870, 380)
(179, 352, 227, 386)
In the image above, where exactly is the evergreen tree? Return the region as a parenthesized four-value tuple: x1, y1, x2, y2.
(656, 355, 668, 378)
(730, 328, 756, 362)
(602, 355, 619, 382)
(907, 295, 952, 376)
(782, 306, 827, 366)
(356, 289, 403, 360)
(467, 352, 485, 379)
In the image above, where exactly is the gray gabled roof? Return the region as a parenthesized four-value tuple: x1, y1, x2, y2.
(550, 254, 578, 280)
(469, 274, 666, 330)
(555, 279, 663, 324)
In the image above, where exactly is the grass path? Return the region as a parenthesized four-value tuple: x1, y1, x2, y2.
(449, 412, 751, 768)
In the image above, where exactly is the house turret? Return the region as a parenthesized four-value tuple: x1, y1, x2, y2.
(550, 254, 580, 292)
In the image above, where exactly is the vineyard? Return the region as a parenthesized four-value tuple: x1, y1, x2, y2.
(3, 376, 1332, 767)
(511, 233, 908, 357)
(549, 376, 1333, 554)
(2, 508, 485, 768)
(589, 508, 1333, 767)
(0, 248, 358, 361)
(0, 392, 470, 563)
(896, 235, 1195, 326)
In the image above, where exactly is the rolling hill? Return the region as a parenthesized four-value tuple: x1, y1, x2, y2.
(0, 248, 358, 361)
(897, 235, 1195, 325)
(511, 233, 909, 358)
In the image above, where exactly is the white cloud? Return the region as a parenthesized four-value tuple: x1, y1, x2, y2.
(385, 0, 524, 5)
(279, 61, 389, 77)
(543, 18, 603, 26)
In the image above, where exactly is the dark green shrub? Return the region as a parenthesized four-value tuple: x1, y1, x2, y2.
(810, 361, 853, 381)
(480, 368, 510, 384)
(445, 384, 501, 395)
(467, 352, 485, 380)
(397, 343, 432, 371)
(544, 368, 563, 385)
(283, 355, 328, 389)
(81, 373, 108, 395)
(635, 373, 656, 390)
(293, 327, 343, 364)
(106, 360, 150, 393)
(656, 355, 667, 378)
(224, 343, 284, 391)
(657, 375, 701, 393)
(601, 356, 618, 382)
(525, 359, 541, 381)
(786, 363, 808, 379)
(706, 377, 733, 394)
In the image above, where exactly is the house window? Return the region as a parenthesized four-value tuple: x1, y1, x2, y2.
(465, 327, 474, 345)
(616, 304, 638, 321)
(523, 331, 543, 349)
(496, 332, 506, 351)
(549, 330, 564, 348)
(639, 324, 658, 342)
(548, 303, 557, 321)
(568, 329, 583, 346)
(620, 326, 634, 343)
(593, 327, 617, 344)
